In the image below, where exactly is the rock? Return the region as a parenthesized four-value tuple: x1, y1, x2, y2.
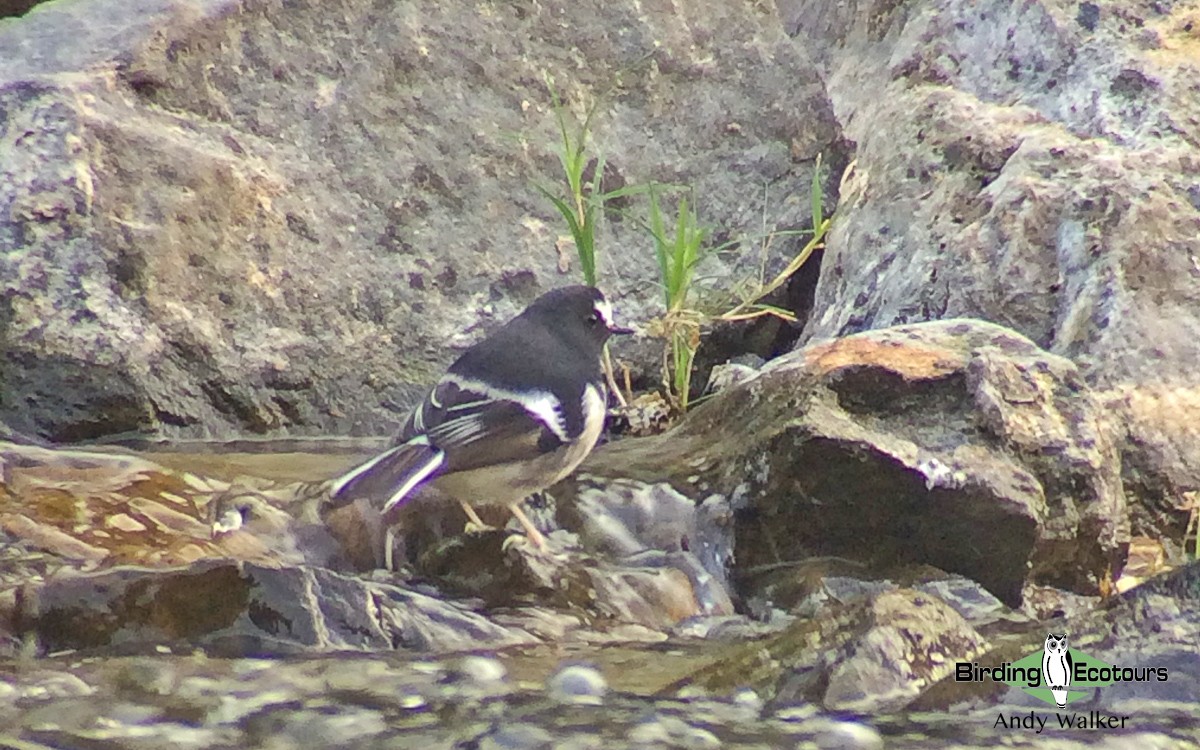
(546, 662, 609, 705)
(16, 558, 535, 654)
(787, 0, 1200, 549)
(556, 318, 1129, 606)
(0, 0, 835, 441)
(1069, 558, 1200, 707)
(0, 440, 337, 575)
(674, 587, 988, 713)
(17, 646, 1188, 750)
(476, 723, 555, 750)
(627, 714, 721, 748)
(739, 558, 1025, 634)
(415, 530, 731, 630)
(444, 654, 509, 698)
(3, 568, 1200, 749)
(815, 591, 985, 713)
(913, 558, 1200, 712)
(0, 439, 734, 648)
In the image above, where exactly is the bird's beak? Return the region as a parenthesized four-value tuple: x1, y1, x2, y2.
(608, 324, 635, 335)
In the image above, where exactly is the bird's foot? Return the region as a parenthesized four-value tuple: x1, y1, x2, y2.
(458, 500, 500, 537)
(506, 503, 548, 551)
(500, 527, 551, 554)
(501, 532, 532, 553)
(463, 519, 501, 536)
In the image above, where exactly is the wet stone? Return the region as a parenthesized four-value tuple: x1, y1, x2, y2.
(546, 663, 608, 705)
(627, 713, 722, 749)
(112, 658, 179, 697)
(259, 705, 389, 746)
(807, 718, 886, 750)
(442, 654, 509, 698)
(477, 722, 555, 750)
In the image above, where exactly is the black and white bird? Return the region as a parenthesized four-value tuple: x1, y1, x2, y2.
(327, 285, 631, 556)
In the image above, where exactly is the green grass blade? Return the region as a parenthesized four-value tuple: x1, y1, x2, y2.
(810, 152, 824, 231)
(647, 186, 670, 307)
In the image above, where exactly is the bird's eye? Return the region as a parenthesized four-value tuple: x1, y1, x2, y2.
(586, 312, 601, 326)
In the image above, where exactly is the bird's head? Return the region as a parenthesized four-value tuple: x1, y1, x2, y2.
(525, 285, 633, 355)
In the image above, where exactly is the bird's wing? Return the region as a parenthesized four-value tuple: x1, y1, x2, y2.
(327, 375, 575, 514)
(327, 438, 446, 513)
(404, 375, 569, 473)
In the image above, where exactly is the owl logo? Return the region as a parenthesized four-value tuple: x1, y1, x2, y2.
(1041, 633, 1073, 708)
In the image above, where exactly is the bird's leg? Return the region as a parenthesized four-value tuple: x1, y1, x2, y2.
(506, 502, 547, 550)
(383, 526, 396, 571)
(459, 500, 498, 534)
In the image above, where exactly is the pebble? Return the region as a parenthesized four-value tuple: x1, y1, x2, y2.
(451, 654, 508, 685)
(545, 663, 608, 705)
(730, 687, 764, 712)
(477, 722, 555, 750)
(807, 719, 884, 750)
(442, 654, 510, 698)
(628, 713, 721, 748)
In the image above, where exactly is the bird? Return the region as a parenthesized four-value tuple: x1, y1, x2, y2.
(1041, 632, 1073, 709)
(326, 285, 632, 561)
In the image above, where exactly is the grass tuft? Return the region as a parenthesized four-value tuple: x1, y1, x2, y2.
(535, 78, 839, 416)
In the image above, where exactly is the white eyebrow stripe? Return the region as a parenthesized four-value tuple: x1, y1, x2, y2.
(593, 298, 614, 328)
(441, 374, 570, 442)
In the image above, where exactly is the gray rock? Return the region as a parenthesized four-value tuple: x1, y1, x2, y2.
(627, 714, 722, 748)
(478, 723, 555, 750)
(909, 558, 1200, 719)
(0, 0, 834, 441)
(1068, 558, 1200, 707)
(788, 0, 1200, 548)
(676, 587, 988, 714)
(546, 663, 608, 705)
(17, 559, 535, 654)
(1, 626, 1197, 748)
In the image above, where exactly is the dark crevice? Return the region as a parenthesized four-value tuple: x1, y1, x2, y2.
(690, 244, 826, 398)
(0, 0, 44, 20)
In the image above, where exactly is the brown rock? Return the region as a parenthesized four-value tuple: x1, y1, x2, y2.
(558, 319, 1130, 606)
(0, 441, 336, 574)
(416, 530, 730, 630)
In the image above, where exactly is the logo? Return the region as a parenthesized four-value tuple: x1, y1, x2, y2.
(1041, 633, 1072, 708)
(954, 632, 1169, 732)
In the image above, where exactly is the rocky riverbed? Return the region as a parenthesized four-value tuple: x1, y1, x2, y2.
(4, 321, 1199, 748)
(4, 0, 1200, 745)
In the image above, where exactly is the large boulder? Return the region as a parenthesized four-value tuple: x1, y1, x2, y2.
(0, 0, 834, 441)
(559, 318, 1130, 606)
(784, 0, 1200, 548)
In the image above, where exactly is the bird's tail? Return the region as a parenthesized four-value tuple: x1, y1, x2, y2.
(328, 437, 446, 513)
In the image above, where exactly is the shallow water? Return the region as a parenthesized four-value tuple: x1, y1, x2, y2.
(3, 439, 1197, 748)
